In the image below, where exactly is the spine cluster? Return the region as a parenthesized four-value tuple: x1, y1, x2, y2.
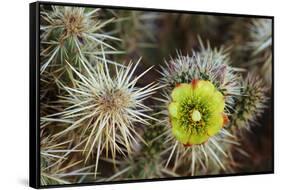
(39, 5, 271, 184)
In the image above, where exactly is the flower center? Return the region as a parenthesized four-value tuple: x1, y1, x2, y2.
(191, 109, 201, 122)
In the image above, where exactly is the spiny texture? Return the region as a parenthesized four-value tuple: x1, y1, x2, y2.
(162, 128, 237, 175)
(248, 19, 272, 56)
(161, 85, 237, 175)
(40, 6, 121, 73)
(161, 42, 241, 112)
(46, 57, 160, 176)
(247, 19, 272, 85)
(159, 42, 242, 175)
(230, 72, 268, 132)
(107, 125, 178, 180)
(38, 7, 272, 184)
(40, 131, 95, 185)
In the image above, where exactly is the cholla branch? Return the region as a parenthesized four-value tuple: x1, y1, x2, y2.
(40, 5, 122, 73)
(43, 55, 161, 177)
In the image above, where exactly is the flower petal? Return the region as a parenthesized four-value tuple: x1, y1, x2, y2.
(194, 80, 215, 98)
(207, 113, 224, 136)
(211, 91, 225, 113)
(188, 132, 209, 145)
(171, 119, 190, 144)
(171, 83, 192, 102)
(168, 102, 180, 118)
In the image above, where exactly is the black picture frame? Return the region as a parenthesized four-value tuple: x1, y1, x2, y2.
(30, 1, 274, 189)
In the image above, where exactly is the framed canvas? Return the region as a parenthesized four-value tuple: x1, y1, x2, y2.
(29, 1, 274, 188)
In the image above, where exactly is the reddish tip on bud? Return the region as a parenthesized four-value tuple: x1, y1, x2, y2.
(191, 79, 198, 89)
(175, 83, 181, 87)
(222, 113, 229, 126)
(183, 143, 192, 147)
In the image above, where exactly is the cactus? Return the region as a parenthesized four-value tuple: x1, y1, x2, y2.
(40, 5, 122, 74)
(38, 6, 272, 184)
(107, 125, 178, 180)
(159, 41, 244, 175)
(246, 19, 272, 86)
(40, 130, 95, 185)
(44, 55, 160, 177)
(160, 40, 241, 111)
(230, 72, 268, 132)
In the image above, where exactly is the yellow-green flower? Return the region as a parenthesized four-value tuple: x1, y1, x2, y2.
(168, 80, 227, 145)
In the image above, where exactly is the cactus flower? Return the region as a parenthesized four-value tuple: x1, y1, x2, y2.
(168, 79, 227, 145)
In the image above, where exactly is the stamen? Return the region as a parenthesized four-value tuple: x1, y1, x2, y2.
(191, 110, 201, 122)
